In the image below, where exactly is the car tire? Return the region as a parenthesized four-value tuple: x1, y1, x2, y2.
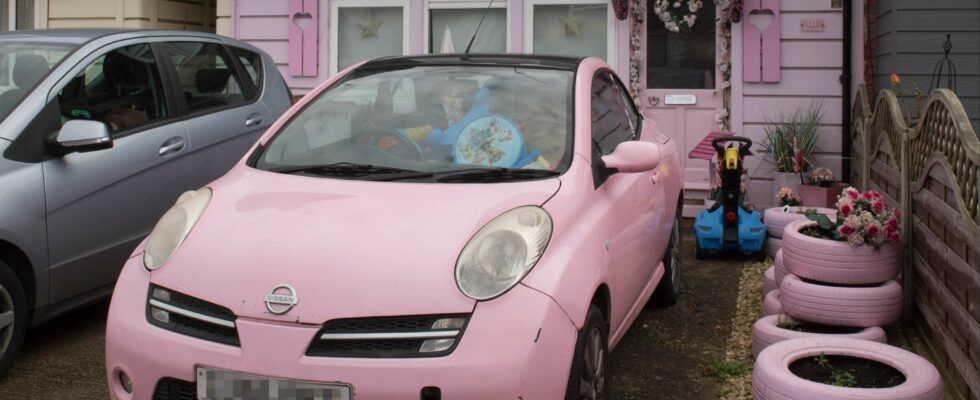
(763, 266, 777, 297)
(763, 207, 834, 239)
(780, 274, 902, 328)
(565, 305, 609, 400)
(753, 337, 943, 400)
(782, 220, 901, 285)
(763, 289, 783, 316)
(774, 249, 787, 286)
(652, 213, 681, 306)
(0, 260, 28, 377)
(765, 237, 783, 259)
(751, 314, 887, 358)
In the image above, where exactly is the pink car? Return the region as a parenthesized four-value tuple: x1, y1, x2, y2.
(105, 55, 683, 399)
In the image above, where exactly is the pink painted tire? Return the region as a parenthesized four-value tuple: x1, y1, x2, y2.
(780, 274, 902, 328)
(753, 337, 943, 400)
(783, 220, 901, 285)
(763, 266, 777, 297)
(774, 249, 787, 286)
(763, 207, 834, 238)
(751, 314, 887, 358)
(763, 289, 783, 316)
(766, 237, 783, 259)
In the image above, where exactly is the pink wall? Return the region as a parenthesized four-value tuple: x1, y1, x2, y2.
(732, 0, 847, 208)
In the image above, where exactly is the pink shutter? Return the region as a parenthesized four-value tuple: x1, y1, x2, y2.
(742, 0, 780, 83)
(288, 0, 319, 77)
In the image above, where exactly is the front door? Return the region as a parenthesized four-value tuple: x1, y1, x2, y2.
(641, 1, 721, 215)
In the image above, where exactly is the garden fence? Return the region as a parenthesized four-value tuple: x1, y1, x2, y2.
(851, 84, 980, 400)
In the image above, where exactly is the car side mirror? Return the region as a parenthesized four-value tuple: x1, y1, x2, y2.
(52, 120, 113, 154)
(601, 141, 662, 173)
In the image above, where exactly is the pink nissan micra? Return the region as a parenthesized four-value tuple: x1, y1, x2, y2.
(105, 55, 683, 399)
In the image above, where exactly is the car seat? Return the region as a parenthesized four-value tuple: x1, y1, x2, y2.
(0, 54, 49, 112)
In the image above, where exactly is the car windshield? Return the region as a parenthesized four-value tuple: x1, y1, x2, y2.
(256, 65, 574, 182)
(0, 41, 77, 122)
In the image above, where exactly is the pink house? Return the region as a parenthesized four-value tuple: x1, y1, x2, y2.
(215, 0, 864, 211)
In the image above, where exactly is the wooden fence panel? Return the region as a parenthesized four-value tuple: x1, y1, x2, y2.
(867, 90, 909, 209)
(851, 84, 871, 188)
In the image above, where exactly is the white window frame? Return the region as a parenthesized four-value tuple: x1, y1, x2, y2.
(4, 0, 38, 31)
(523, 0, 616, 66)
(329, 0, 411, 75)
(423, 0, 510, 54)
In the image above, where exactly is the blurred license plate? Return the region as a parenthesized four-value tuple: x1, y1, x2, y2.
(197, 367, 352, 400)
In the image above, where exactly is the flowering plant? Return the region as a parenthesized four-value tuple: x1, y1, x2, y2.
(652, 0, 703, 33)
(803, 187, 901, 248)
(776, 187, 801, 207)
(807, 167, 835, 187)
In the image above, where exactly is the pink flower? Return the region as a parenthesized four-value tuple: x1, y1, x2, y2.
(892, 209, 901, 218)
(845, 188, 859, 199)
(866, 223, 880, 237)
(862, 191, 874, 200)
(886, 217, 899, 229)
(889, 231, 900, 242)
(872, 200, 885, 213)
(839, 202, 853, 216)
(838, 224, 855, 236)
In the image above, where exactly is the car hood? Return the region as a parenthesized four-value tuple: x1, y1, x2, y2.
(149, 167, 561, 324)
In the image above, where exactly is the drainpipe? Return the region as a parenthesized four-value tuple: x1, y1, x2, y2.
(841, 0, 853, 183)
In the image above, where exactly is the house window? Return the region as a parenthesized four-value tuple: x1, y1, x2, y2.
(426, 1, 507, 54)
(646, 0, 716, 89)
(0, 0, 35, 31)
(525, 0, 614, 64)
(330, 0, 410, 74)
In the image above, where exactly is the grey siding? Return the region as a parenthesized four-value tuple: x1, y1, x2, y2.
(874, 0, 980, 133)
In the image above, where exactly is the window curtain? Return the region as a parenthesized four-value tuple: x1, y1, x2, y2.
(337, 7, 404, 71)
(15, 0, 31, 30)
(532, 4, 607, 60)
(430, 8, 506, 53)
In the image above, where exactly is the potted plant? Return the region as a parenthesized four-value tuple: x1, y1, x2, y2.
(751, 314, 886, 358)
(799, 167, 845, 208)
(753, 337, 943, 399)
(781, 187, 902, 285)
(761, 103, 824, 198)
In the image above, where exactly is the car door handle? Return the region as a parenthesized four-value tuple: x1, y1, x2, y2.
(245, 114, 263, 127)
(158, 137, 186, 156)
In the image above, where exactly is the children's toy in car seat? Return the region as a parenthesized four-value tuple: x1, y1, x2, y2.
(693, 136, 766, 259)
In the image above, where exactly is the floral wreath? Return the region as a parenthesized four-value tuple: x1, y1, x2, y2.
(651, 0, 704, 33)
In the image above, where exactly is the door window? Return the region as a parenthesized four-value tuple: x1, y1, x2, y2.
(331, 1, 408, 73)
(57, 43, 169, 136)
(164, 42, 247, 114)
(428, 2, 506, 53)
(0, 0, 34, 31)
(592, 71, 638, 155)
(646, 0, 716, 89)
(526, 1, 612, 63)
(230, 46, 263, 97)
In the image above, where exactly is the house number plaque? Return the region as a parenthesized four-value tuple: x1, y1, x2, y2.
(664, 94, 697, 105)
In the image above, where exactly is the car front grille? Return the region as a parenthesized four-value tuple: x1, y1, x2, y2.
(152, 377, 195, 400)
(146, 284, 240, 346)
(306, 314, 470, 358)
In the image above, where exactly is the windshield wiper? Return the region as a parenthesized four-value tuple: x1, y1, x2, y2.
(269, 162, 433, 181)
(434, 167, 559, 183)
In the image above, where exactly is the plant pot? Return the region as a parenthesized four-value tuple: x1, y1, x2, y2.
(772, 172, 803, 201)
(753, 337, 943, 400)
(780, 274, 902, 328)
(766, 237, 783, 258)
(763, 207, 835, 239)
(751, 314, 886, 358)
(763, 289, 783, 316)
(763, 266, 778, 297)
(783, 220, 901, 285)
(775, 249, 787, 285)
(799, 183, 846, 208)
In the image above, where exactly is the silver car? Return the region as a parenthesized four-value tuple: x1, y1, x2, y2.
(0, 29, 291, 374)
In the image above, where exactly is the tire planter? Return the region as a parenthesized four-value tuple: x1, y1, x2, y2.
(763, 266, 777, 297)
(765, 237, 783, 259)
(753, 337, 943, 400)
(782, 220, 901, 285)
(780, 274, 902, 328)
(751, 314, 887, 358)
(763, 207, 834, 238)
(774, 249, 787, 286)
(763, 289, 783, 316)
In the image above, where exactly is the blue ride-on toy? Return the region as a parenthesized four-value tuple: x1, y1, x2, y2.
(693, 136, 766, 260)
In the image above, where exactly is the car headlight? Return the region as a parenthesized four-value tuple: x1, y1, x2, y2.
(143, 188, 212, 271)
(455, 206, 553, 300)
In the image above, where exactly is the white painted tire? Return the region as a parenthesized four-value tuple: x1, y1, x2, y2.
(763, 266, 778, 297)
(774, 249, 787, 286)
(763, 289, 783, 316)
(766, 237, 783, 259)
(753, 337, 943, 400)
(763, 207, 834, 238)
(751, 314, 887, 358)
(783, 220, 901, 285)
(780, 274, 902, 328)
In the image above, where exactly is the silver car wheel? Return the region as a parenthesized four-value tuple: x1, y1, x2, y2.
(579, 326, 606, 399)
(669, 217, 681, 290)
(0, 284, 14, 355)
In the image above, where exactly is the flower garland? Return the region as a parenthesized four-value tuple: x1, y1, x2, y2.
(628, 0, 646, 106)
(652, 0, 703, 33)
(715, 0, 737, 131)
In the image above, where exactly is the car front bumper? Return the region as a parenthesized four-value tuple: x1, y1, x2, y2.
(105, 256, 579, 399)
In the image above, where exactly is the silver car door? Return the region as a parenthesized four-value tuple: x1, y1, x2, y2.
(160, 41, 272, 188)
(42, 42, 191, 304)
